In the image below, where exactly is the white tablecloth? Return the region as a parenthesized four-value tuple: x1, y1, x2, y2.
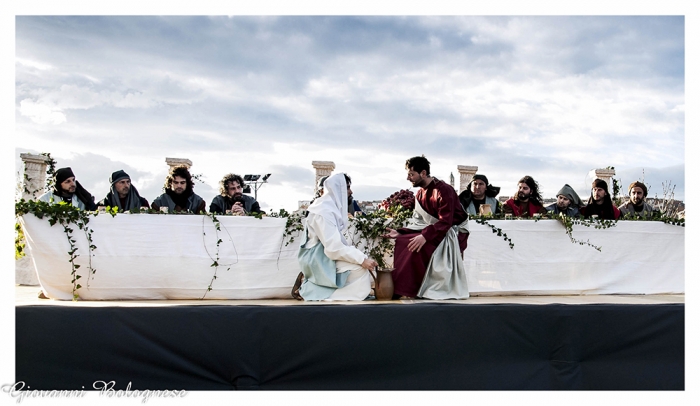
(20, 214, 684, 300)
(21, 213, 302, 300)
(465, 219, 684, 295)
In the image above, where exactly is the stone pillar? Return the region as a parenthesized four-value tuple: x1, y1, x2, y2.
(594, 168, 616, 194)
(457, 165, 478, 193)
(17, 154, 47, 285)
(312, 161, 335, 194)
(20, 153, 48, 200)
(165, 157, 192, 170)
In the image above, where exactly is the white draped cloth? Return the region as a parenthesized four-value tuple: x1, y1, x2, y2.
(301, 173, 371, 301)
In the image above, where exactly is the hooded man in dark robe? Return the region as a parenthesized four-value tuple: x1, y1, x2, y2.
(38, 167, 96, 210)
(458, 174, 501, 215)
(545, 184, 583, 217)
(580, 179, 621, 220)
(151, 165, 206, 213)
(97, 170, 149, 211)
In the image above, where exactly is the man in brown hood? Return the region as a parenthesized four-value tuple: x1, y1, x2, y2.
(618, 181, 658, 217)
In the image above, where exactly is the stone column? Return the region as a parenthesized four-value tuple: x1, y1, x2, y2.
(594, 168, 616, 194)
(165, 157, 192, 170)
(457, 165, 478, 193)
(17, 153, 48, 285)
(312, 161, 335, 194)
(20, 153, 48, 200)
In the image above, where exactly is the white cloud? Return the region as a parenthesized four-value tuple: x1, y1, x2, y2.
(18, 99, 66, 125)
(15, 57, 53, 70)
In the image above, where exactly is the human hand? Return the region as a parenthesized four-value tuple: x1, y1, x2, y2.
(382, 228, 399, 239)
(407, 234, 427, 252)
(361, 258, 378, 270)
(231, 202, 245, 214)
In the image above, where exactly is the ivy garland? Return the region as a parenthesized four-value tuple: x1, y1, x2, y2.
(535, 213, 618, 252)
(14, 222, 25, 260)
(471, 215, 515, 249)
(620, 211, 685, 226)
(257, 208, 305, 246)
(15, 199, 98, 301)
(201, 212, 233, 299)
(347, 208, 412, 269)
(42, 152, 57, 193)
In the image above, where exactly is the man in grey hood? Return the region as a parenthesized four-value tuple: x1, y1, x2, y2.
(97, 170, 149, 211)
(545, 184, 583, 217)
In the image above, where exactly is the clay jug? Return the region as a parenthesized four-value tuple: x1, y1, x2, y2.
(370, 268, 394, 301)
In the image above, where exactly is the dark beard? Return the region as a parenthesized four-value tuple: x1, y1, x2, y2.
(166, 188, 191, 208)
(517, 193, 530, 202)
(58, 189, 74, 199)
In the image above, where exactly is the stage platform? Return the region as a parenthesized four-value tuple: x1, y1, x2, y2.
(15, 286, 684, 390)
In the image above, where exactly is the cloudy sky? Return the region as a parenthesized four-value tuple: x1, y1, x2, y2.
(13, 14, 686, 210)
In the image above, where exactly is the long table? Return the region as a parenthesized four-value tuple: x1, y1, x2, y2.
(19, 213, 684, 300)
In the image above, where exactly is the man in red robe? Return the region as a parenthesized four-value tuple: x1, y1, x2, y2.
(503, 175, 547, 217)
(384, 156, 469, 299)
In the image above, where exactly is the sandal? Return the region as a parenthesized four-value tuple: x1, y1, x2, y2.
(291, 272, 304, 300)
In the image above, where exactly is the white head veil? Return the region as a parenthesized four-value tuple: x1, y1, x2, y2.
(307, 172, 349, 233)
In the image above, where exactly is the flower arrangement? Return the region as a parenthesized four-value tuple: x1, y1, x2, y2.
(379, 189, 415, 216)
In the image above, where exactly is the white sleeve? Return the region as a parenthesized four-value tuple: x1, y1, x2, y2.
(308, 214, 366, 265)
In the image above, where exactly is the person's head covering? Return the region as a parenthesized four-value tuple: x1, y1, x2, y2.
(110, 170, 130, 185)
(628, 181, 648, 198)
(471, 174, 500, 198)
(592, 179, 610, 195)
(307, 172, 349, 233)
(556, 184, 583, 207)
(54, 167, 75, 189)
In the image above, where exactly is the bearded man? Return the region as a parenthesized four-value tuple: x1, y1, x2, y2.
(38, 167, 96, 210)
(503, 176, 547, 217)
(383, 156, 470, 300)
(545, 184, 583, 217)
(618, 181, 658, 217)
(97, 170, 149, 211)
(209, 173, 262, 215)
(580, 179, 621, 220)
(458, 174, 501, 215)
(151, 165, 206, 213)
